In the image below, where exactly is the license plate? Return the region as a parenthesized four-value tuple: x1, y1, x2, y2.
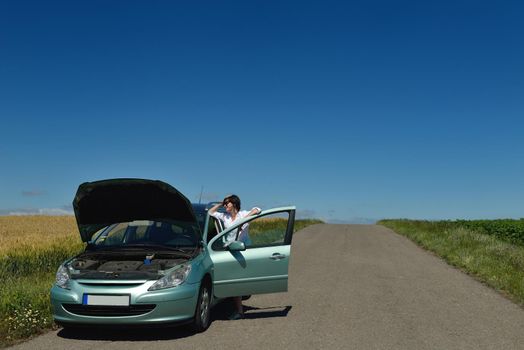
(83, 294, 130, 306)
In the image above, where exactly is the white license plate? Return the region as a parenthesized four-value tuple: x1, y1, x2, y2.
(83, 294, 130, 306)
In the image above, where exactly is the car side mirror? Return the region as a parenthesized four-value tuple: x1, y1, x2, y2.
(227, 241, 246, 251)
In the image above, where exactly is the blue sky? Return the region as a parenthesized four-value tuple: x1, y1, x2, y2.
(1, 0, 523, 223)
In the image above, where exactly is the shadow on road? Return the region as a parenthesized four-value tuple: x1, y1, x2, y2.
(244, 305, 292, 319)
(56, 300, 292, 342)
(210, 301, 292, 321)
(57, 324, 195, 341)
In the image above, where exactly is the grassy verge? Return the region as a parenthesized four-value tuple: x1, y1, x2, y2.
(0, 273, 57, 345)
(379, 220, 524, 306)
(0, 216, 322, 347)
(0, 216, 82, 347)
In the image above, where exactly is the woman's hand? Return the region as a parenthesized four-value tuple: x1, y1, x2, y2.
(247, 207, 262, 217)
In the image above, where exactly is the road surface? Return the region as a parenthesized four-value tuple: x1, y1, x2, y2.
(10, 224, 524, 349)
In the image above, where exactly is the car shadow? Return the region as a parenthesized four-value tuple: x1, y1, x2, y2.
(56, 299, 292, 341)
(57, 324, 195, 341)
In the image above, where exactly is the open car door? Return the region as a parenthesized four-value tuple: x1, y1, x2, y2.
(208, 206, 295, 298)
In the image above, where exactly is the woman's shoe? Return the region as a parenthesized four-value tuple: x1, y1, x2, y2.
(228, 312, 244, 320)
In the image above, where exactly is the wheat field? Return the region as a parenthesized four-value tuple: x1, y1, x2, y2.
(0, 216, 81, 256)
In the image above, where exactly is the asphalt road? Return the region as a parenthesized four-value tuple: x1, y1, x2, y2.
(10, 224, 524, 350)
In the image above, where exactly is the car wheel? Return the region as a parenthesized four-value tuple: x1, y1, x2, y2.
(191, 282, 211, 332)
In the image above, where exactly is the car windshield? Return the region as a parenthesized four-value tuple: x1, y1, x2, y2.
(92, 220, 200, 249)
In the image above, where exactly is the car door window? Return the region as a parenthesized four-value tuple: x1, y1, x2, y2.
(206, 217, 223, 242)
(247, 212, 290, 247)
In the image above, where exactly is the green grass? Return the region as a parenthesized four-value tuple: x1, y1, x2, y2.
(0, 242, 84, 347)
(1, 239, 84, 278)
(0, 273, 57, 344)
(455, 219, 524, 245)
(379, 219, 524, 306)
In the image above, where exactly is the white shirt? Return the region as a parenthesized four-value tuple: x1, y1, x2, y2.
(210, 207, 261, 245)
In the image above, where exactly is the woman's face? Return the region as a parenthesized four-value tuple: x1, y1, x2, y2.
(223, 201, 233, 213)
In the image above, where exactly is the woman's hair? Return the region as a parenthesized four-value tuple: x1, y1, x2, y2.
(223, 194, 241, 211)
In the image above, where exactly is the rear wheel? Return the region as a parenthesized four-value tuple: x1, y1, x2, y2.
(191, 282, 211, 332)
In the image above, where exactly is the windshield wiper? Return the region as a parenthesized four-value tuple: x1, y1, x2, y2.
(88, 243, 197, 256)
(120, 243, 196, 255)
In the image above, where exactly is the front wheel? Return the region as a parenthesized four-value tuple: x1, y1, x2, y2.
(191, 282, 211, 332)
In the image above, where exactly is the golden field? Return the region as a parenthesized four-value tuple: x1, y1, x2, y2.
(0, 216, 82, 257)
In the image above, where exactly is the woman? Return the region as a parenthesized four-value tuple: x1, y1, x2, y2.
(208, 194, 261, 320)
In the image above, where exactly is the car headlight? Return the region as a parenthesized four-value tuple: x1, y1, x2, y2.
(148, 265, 191, 291)
(55, 264, 70, 289)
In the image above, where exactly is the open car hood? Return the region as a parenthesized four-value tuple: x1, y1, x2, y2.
(73, 178, 198, 242)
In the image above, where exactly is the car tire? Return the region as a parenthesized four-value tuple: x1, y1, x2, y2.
(191, 282, 211, 332)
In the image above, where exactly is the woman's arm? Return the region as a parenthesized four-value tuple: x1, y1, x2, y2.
(208, 202, 222, 215)
(245, 207, 262, 217)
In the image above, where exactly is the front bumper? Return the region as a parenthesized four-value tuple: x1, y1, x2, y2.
(50, 279, 199, 325)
